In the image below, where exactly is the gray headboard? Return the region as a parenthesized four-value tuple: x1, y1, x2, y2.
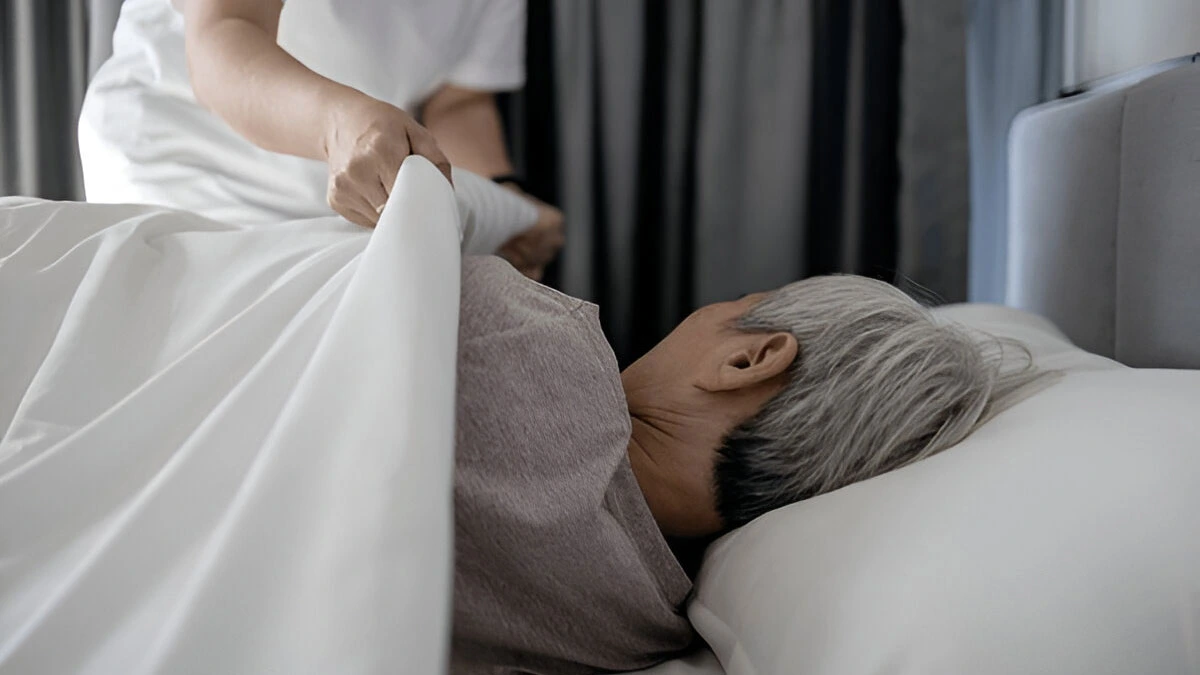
(1006, 56, 1200, 369)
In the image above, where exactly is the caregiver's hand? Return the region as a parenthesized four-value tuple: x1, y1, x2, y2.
(497, 194, 565, 282)
(183, 0, 452, 228)
(324, 96, 454, 228)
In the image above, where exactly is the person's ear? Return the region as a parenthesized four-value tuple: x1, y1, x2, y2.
(700, 332, 798, 392)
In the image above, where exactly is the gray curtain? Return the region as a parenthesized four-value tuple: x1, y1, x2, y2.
(0, 0, 98, 199)
(542, 0, 903, 363)
(897, 0, 970, 302)
(965, 0, 1063, 303)
(554, 0, 817, 342)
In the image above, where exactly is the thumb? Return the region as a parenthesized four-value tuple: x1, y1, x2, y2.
(407, 125, 454, 186)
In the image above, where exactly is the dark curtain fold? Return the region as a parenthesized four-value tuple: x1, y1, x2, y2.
(1, 0, 91, 200)
(855, 0, 903, 279)
(896, 0, 971, 303)
(506, 0, 904, 365)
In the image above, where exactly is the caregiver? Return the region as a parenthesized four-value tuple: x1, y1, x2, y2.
(79, 0, 562, 279)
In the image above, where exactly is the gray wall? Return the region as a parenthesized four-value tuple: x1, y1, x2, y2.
(1065, 0, 1200, 85)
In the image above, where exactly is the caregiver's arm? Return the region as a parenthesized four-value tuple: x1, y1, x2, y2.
(422, 86, 514, 178)
(423, 85, 564, 279)
(179, 0, 451, 227)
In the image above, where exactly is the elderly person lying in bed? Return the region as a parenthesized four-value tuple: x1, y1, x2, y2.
(452, 257, 1042, 674)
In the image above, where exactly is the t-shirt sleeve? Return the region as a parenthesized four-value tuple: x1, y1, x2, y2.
(447, 0, 526, 91)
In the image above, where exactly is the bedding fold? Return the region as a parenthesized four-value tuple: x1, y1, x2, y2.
(0, 157, 461, 675)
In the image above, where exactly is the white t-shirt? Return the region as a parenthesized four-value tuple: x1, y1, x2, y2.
(79, 0, 526, 226)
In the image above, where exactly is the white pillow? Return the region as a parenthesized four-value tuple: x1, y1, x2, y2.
(689, 304, 1200, 675)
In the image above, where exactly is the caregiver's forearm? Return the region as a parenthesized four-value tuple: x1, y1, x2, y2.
(423, 86, 515, 178)
(182, 0, 366, 162)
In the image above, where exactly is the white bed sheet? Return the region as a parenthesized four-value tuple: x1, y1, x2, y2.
(0, 157, 461, 674)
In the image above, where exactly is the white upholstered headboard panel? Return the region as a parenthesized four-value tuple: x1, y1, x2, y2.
(1006, 56, 1200, 369)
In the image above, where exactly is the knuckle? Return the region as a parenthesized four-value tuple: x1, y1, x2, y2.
(365, 134, 391, 156)
(361, 125, 386, 146)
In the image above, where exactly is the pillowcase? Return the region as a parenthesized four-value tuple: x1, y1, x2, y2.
(688, 304, 1200, 675)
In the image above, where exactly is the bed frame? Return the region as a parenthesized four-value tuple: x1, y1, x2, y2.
(1006, 55, 1200, 369)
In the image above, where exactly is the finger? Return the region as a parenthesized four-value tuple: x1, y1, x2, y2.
(497, 244, 532, 271)
(363, 176, 389, 215)
(518, 229, 561, 267)
(341, 204, 379, 229)
(375, 134, 410, 200)
(371, 178, 391, 215)
(330, 186, 380, 228)
(338, 195, 379, 228)
(406, 124, 454, 186)
(329, 170, 380, 225)
(542, 222, 566, 248)
(348, 164, 390, 214)
(505, 239, 537, 265)
(496, 249, 526, 270)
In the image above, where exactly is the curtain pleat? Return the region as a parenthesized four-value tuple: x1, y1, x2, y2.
(515, 0, 905, 365)
(1, 0, 91, 199)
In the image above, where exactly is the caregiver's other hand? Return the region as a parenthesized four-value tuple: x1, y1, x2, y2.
(497, 195, 565, 282)
(324, 95, 453, 228)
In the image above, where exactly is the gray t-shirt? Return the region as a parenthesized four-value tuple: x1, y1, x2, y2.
(451, 257, 695, 674)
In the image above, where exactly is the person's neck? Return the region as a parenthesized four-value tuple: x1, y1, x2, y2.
(626, 408, 725, 538)
(626, 415, 676, 529)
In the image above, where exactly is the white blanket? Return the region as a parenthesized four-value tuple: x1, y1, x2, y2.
(0, 158, 461, 674)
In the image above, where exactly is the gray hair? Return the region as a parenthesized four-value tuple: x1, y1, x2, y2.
(714, 275, 1052, 528)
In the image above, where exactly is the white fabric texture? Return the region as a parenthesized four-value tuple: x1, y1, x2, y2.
(0, 157, 461, 674)
(689, 304, 1200, 675)
(452, 167, 538, 256)
(79, 0, 525, 226)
